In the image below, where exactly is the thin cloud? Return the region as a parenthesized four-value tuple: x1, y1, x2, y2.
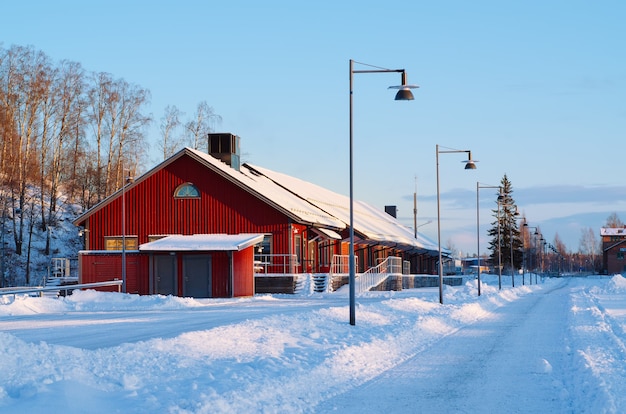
(404, 184, 626, 210)
(516, 185, 626, 205)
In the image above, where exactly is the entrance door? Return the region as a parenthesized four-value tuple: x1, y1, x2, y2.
(154, 255, 176, 295)
(183, 255, 212, 298)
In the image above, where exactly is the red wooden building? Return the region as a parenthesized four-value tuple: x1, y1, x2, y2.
(601, 227, 626, 275)
(73, 133, 440, 298)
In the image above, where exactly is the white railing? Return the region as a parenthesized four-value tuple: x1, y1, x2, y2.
(49, 258, 71, 278)
(251, 254, 404, 294)
(254, 254, 298, 274)
(0, 280, 124, 299)
(327, 254, 358, 292)
(330, 254, 357, 275)
(357, 256, 403, 293)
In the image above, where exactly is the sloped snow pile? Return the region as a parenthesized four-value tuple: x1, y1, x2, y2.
(605, 274, 626, 293)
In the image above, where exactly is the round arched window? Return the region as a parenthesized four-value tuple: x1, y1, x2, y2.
(174, 182, 200, 198)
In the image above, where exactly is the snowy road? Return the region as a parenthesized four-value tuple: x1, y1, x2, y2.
(317, 278, 575, 413)
(2, 276, 626, 413)
(0, 296, 342, 349)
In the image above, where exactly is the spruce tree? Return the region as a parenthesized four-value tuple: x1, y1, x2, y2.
(487, 175, 524, 273)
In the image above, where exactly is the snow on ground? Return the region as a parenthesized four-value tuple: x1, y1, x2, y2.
(1, 274, 625, 413)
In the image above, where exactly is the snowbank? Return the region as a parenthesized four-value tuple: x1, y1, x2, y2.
(1, 275, 625, 413)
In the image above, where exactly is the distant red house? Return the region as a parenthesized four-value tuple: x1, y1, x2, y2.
(601, 227, 626, 275)
(73, 133, 440, 298)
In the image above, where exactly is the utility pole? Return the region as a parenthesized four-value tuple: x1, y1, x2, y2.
(413, 176, 417, 238)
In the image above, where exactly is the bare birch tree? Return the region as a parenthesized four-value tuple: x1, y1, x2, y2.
(3, 46, 50, 256)
(605, 212, 624, 228)
(159, 105, 183, 159)
(579, 227, 599, 270)
(38, 60, 85, 254)
(553, 233, 567, 255)
(185, 101, 221, 152)
(0, 43, 155, 285)
(87, 72, 113, 202)
(113, 80, 151, 189)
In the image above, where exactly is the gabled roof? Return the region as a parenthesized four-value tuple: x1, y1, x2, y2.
(74, 147, 439, 254)
(73, 147, 344, 230)
(184, 148, 345, 229)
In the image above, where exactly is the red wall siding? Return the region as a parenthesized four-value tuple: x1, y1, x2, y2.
(76, 151, 437, 283)
(604, 243, 626, 274)
(85, 154, 291, 251)
(211, 251, 230, 297)
(76, 153, 358, 297)
(79, 250, 254, 298)
(233, 247, 254, 296)
(78, 252, 148, 294)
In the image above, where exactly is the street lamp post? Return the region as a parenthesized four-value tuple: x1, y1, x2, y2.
(524, 224, 539, 285)
(508, 210, 521, 288)
(498, 204, 520, 287)
(540, 237, 546, 280)
(533, 233, 541, 284)
(436, 145, 477, 304)
(349, 59, 418, 325)
(496, 198, 503, 290)
(122, 175, 127, 293)
(476, 183, 500, 296)
(121, 169, 133, 294)
(519, 219, 527, 286)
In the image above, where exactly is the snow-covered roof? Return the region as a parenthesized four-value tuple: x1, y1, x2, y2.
(601, 228, 626, 237)
(243, 163, 440, 253)
(73, 148, 345, 231)
(139, 234, 265, 252)
(311, 227, 342, 240)
(185, 148, 345, 230)
(75, 146, 440, 254)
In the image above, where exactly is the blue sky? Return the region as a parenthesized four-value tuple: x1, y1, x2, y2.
(3, 0, 625, 255)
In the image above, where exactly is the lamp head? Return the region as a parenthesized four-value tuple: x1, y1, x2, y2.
(394, 88, 415, 101)
(464, 160, 477, 170)
(389, 71, 418, 101)
(463, 151, 477, 169)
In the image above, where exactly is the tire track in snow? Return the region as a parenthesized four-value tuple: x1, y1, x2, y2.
(316, 278, 576, 413)
(569, 281, 626, 413)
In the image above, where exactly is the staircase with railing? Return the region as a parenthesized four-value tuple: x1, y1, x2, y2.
(252, 254, 405, 294)
(328, 255, 402, 293)
(327, 255, 356, 293)
(357, 256, 403, 293)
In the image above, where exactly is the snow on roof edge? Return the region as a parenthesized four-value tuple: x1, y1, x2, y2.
(139, 234, 265, 252)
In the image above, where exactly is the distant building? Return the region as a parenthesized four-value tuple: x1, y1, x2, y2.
(601, 227, 626, 274)
(73, 133, 442, 298)
(460, 257, 491, 275)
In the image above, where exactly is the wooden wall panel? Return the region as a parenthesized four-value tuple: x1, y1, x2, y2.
(78, 252, 146, 294)
(233, 248, 254, 296)
(85, 154, 292, 251)
(210, 251, 230, 298)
